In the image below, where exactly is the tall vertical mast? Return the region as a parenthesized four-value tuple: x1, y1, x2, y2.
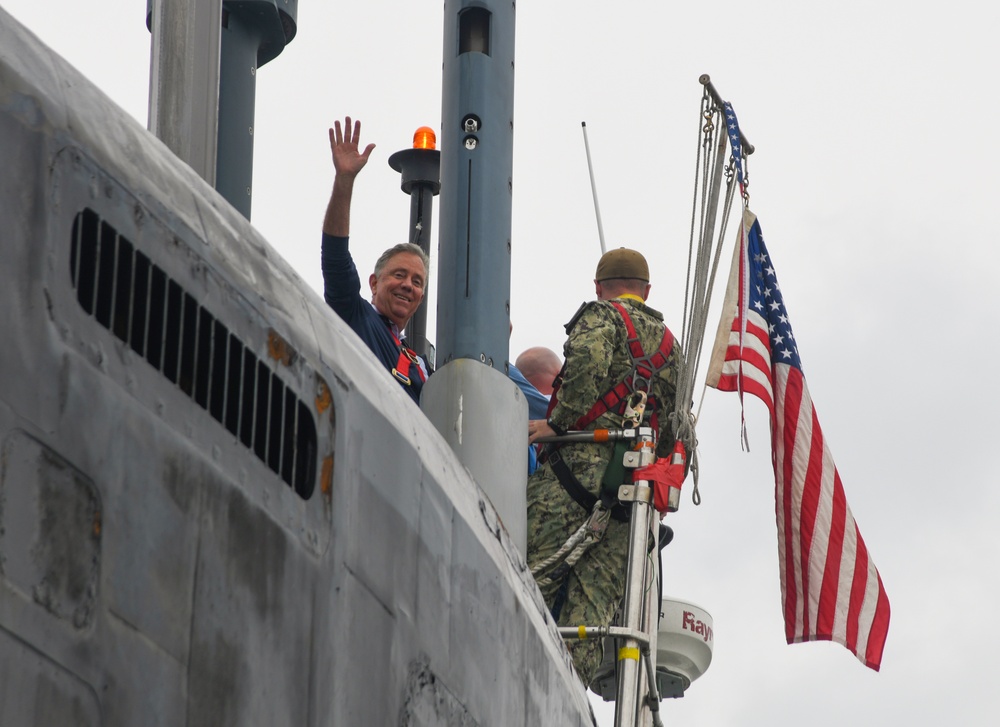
(436, 0, 516, 370)
(146, 0, 297, 219)
(147, 0, 223, 187)
(423, 0, 526, 553)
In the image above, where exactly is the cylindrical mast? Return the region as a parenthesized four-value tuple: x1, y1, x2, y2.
(436, 0, 515, 371)
(147, 0, 223, 187)
(146, 0, 297, 219)
(424, 0, 526, 554)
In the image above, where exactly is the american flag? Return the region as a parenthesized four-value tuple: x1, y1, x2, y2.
(706, 210, 890, 671)
(724, 101, 746, 192)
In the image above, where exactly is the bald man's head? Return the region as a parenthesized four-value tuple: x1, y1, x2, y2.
(515, 347, 562, 395)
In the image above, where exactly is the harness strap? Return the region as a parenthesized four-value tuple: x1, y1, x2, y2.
(569, 302, 674, 431)
(388, 326, 426, 387)
(543, 300, 675, 521)
(548, 449, 629, 523)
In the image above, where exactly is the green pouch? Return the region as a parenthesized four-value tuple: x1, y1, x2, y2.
(600, 441, 631, 497)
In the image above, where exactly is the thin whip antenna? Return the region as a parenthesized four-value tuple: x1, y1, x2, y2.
(581, 122, 607, 254)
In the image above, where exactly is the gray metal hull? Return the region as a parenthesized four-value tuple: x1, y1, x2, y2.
(0, 9, 594, 725)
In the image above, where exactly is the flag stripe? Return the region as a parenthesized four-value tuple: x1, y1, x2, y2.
(786, 369, 812, 640)
(718, 358, 773, 405)
(773, 365, 798, 640)
(866, 572, 891, 669)
(707, 210, 890, 670)
(832, 481, 857, 646)
(817, 449, 847, 640)
(716, 310, 774, 406)
(800, 386, 827, 641)
(846, 526, 869, 654)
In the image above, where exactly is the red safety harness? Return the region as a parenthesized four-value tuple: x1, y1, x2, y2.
(547, 301, 674, 431)
(544, 301, 679, 519)
(389, 327, 427, 388)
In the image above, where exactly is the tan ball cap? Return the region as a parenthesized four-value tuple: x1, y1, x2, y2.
(595, 248, 649, 282)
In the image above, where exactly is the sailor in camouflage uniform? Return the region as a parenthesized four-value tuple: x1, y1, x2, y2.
(526, 248, 683, 686)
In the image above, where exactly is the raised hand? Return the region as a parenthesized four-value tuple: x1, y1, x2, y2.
(329, 116, 375, 178)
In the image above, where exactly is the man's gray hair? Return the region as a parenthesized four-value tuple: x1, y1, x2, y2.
(374, 243, 430, 279)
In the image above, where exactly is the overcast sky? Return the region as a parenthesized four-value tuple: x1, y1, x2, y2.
(4, 1, 998, 724)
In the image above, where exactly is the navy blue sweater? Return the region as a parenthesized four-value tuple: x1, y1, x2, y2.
(321, 234, 425, 404)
